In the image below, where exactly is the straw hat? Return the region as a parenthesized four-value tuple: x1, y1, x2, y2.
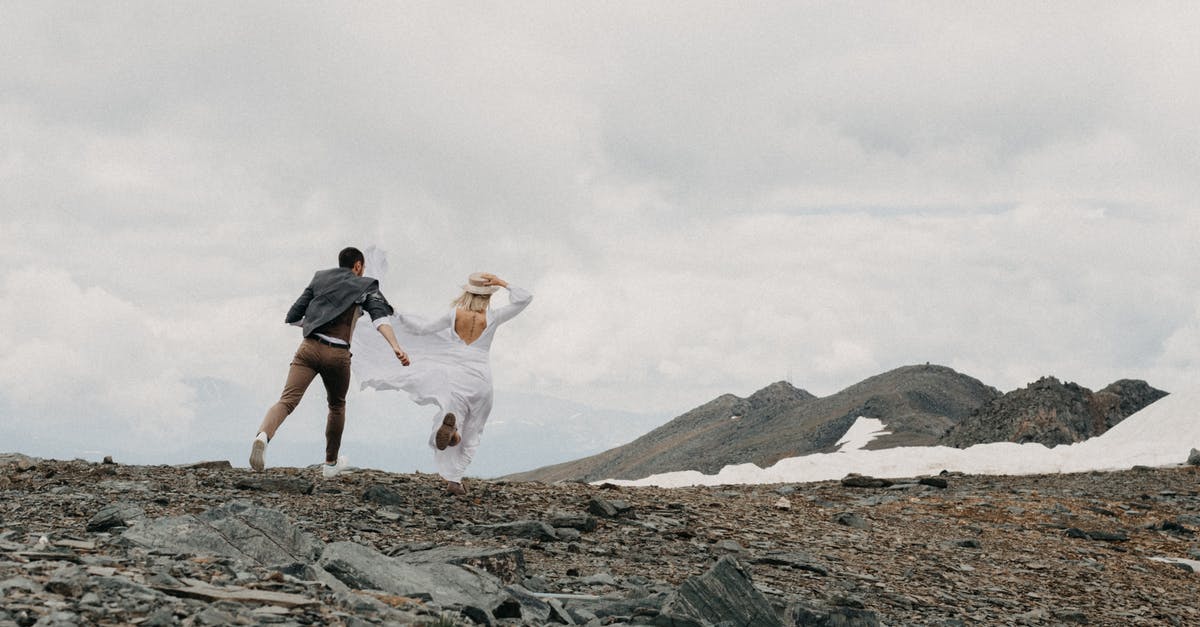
(462, 272, 500, 295)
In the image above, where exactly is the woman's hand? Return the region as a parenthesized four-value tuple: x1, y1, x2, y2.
(479, 273, 508, 288)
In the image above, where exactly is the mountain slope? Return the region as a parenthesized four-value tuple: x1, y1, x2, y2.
(505, 364, 999, 483)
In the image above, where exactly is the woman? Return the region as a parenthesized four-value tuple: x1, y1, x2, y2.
(351, 264, 532, 495)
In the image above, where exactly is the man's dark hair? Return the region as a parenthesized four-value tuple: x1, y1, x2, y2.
(338, 247, 365, 269)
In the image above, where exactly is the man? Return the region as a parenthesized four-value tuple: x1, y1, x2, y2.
(250, 247, 409, 478)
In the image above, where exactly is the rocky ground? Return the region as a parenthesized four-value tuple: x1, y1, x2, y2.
(2, 453, 1199, 626)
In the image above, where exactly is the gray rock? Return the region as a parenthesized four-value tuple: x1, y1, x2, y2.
(834, 512, 871, 530)
(579, 573, 619, 587)
(753, 552, 829, 576)
(855, 495, 899, 507)
(30, 610, 80, 626)
(1187, 448, 1200, 466)
(545, 597, 576, 625)
(233, 476, 314, 495)
(0, 453, 38, 470)
(45, 565, 88, 597)
(919, 476, 949, 489)
(362, 484, 407, 506)
(467, 520, 560, 542)
(122, 501, 322, 566)
(1065, 528, 1128, 542)
(841, 474, 893, 488)
(713, 539, 744, 553)
(587, 498, 632, 518)
(655, 556, 782, 627)
(180, 460, 233, 470)
(0, 577, 42, 595)
(193, 605, 240, 626)
(554, 527, 582, 542)
(548, 512, 598, 532)
(569, 594, 668, 621)
(87, 503, 147, 532)
(789, 603, 882, 626)
(140, 608, 180, 627)
(493, 585, 551, 623)
(397, 545, 526, 584)
(1052, 609, 1089, 624)
(319, 541, 505, 610)
(95, 574, 164, 600)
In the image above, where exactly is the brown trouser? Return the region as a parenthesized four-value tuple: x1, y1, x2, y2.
(258, 338, 351, 463)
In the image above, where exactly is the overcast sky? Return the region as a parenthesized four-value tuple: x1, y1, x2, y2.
(2, 3, 1197, 449)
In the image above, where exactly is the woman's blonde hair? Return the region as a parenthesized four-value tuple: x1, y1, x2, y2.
(453, 291, 491, 313)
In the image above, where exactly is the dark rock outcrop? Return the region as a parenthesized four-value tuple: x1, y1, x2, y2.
(941, 377, 1167, 448)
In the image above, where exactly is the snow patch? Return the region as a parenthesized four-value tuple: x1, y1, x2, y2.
(835, 417, 891, 452)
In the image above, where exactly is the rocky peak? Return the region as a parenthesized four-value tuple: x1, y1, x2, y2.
(738, 381, 817, 414)
(941, 377, 1168, 448)
(1098, 379, 1169, 417)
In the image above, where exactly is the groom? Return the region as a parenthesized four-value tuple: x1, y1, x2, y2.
(250, 246, 410, 478)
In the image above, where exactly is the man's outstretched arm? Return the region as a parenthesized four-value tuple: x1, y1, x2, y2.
(372, 320, 410, 366)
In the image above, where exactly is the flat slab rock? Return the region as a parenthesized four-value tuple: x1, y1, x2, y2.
(234, 475, 314, 495)
(397, 545, 527, 584)
(121, 500, 322, 565)
(153, 577, 317, 607)
(319, 540, 506, 610)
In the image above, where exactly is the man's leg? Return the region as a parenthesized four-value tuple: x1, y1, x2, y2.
(251, 342, 319, 470)
(319, 345, 352, 465)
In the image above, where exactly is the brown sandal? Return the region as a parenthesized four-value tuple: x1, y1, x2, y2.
(435, 413, 457, 450)
(445, 481, 466, 496)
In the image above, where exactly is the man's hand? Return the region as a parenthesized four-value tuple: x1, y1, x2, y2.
(375, 323, 411, 366)
(393, 345, 411, 366)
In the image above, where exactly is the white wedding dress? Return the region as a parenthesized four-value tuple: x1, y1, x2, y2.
(350, 249, 532, 482)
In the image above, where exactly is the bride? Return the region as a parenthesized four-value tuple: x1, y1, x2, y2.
(351, 251, 532, 495)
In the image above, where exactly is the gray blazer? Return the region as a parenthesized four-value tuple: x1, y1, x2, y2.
(285, 268, 394, 338)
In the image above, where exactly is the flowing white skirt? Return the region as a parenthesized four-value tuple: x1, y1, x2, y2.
(350, 315, 493, 482)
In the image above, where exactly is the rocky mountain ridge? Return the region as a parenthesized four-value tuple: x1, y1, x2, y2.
(508, 365, 1166, 484)
(942, 377, 1168, 448)
(2, 453, 1199, 625)
(507, 364, 1001, 483)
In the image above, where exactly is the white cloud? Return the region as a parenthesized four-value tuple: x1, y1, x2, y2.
(0, 4, 1197, 450)
(0, 268, 195, 434)
(509, 206, 1198, 409)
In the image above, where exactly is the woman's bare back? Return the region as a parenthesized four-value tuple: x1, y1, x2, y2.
(454, 308, 487, 344)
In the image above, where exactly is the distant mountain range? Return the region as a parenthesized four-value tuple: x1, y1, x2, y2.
(504, 364, 1167, 483)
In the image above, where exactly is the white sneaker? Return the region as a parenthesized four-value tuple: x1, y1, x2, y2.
(249, 434, 268, 471)
(321, 456, 348, 479)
